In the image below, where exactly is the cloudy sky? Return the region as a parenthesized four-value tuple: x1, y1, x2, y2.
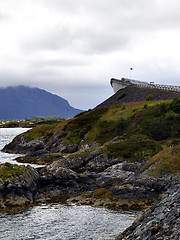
(0, 0, 180, 110)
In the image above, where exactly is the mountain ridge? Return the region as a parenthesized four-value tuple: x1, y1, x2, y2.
(0, 85, 83, 119)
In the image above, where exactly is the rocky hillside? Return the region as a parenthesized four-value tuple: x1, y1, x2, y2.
(1, 91, 180, 239)
(95, 85, 180, 109)
(0, 86, 83, 119)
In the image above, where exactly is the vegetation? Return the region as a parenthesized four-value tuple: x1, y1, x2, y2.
(146, 94, 153, 101)
(146, 144, 180, 176)
(20, 99, 179, 145)
(104, 135, 162, 161)
(72, 188, 154, 210)
(27, 122, 65, 141)
(5, 98, 179, 174)
(0, 116, 65, 128)
(118, 92, 126, 100)
(0, 162, 23, 180)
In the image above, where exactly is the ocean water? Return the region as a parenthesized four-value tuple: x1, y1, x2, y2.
(0, 127, 30, 164)
(0, 204, 137, 240)
(0, 128, 137, 240)
(0, 127, 44, 167)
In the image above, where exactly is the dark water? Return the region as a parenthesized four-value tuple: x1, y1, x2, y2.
(0, 128, 137, 240)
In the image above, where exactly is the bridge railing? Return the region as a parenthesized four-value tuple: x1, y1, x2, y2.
(136, 83, 180, 92)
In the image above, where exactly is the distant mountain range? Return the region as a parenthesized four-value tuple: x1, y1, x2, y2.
(0, 86, 83, 120)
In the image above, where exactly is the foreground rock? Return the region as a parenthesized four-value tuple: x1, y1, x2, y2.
(0, 157, 179, 240)
(116, 179, 180, 240)
(0, 163, 39, 213)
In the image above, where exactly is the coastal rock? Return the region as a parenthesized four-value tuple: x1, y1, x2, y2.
(57, 150, 121, 173)
(0, 164, 40, 211)
(116, 181, 180, 240)
(3, 135, 45, 154)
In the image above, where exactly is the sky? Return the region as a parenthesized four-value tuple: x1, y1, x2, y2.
(0, 0, 180, 110)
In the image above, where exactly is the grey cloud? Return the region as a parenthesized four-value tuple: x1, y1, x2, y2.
(31, 58, 90, 69)
(1, 0, 180, 110)
(24, 26, 72, 51)
(0, 11, 10, 21)
(22, 0, 180, 56)
(73, 29, 130, 54)
(23, 25, 130, 55)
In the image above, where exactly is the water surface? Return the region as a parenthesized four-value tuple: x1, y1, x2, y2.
(0, 204, 137, 240)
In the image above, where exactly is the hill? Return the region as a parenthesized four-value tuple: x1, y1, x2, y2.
(1, 87, 180, 239)
(0, 86, 83, 119)
(4, 97, 180, 171)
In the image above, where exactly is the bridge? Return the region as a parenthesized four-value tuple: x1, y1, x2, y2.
(110, 78, 180, 93)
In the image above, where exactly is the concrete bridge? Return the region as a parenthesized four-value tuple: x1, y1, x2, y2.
(110, 78, 180, 93)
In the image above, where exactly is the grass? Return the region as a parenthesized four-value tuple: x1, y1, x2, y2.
(146, 144, 180, 176)
(17, 98, 180, 168)
(27, 121, 66, 141)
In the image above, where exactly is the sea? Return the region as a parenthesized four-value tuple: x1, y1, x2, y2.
(0, 128, 137, 240)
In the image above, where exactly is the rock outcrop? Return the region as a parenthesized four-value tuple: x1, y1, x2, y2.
(0, 164, 39, 212)
(116, 179, 180, 240)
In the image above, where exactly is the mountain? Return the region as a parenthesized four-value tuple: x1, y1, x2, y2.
(0, 86, 83, 119)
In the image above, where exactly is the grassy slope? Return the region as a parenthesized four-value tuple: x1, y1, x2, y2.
(15, 98, 180, 176)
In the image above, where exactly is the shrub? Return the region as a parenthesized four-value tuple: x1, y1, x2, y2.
(116, 117, 129, 132)
(105, 135, 162, 162)
(118, 92, 126, 100)
(146, 94, 153, 101)
(159, 103, 168, 113)
(143, 104, 148, 109)
(165, 111, 177, 120)
(169, 98, 180, 113)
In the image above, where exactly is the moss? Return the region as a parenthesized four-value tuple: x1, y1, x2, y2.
(70, 188, 154, 211)
(0, 163, 23, 180)
(16, 156, 55, 165)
